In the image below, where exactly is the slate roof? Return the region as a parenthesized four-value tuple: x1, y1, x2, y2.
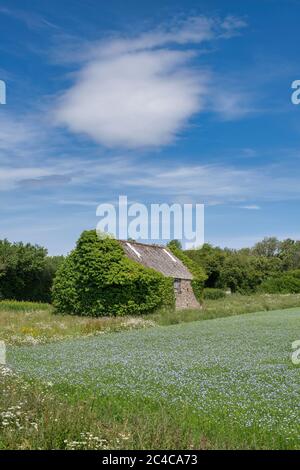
(119, 240, 193, 280)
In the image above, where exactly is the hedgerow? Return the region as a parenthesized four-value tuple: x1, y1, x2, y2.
(52, 231, 175, 316)
(203, 288, 226, 300)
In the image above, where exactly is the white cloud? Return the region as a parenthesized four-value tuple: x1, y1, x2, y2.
(211, 89, 255, 120)
(0, 114, 40, 152)
(123, 164, 248, 197)
(220, 15, 247, 38)
(102, 159, 300, 204)
(55, 16, 247, 149)
(239, 205, 261, 210)
(56, 50, 208, 148)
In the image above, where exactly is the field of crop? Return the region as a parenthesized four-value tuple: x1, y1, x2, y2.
(3, 307, 300, 449)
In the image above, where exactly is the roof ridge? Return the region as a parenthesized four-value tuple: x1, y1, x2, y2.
(118, 239, 167, 249)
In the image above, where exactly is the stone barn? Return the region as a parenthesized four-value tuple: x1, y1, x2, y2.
(119, 240, 200, 310)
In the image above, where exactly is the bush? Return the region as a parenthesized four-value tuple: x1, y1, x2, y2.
(260, 270, 300, 294)
(204, 288, 226, 300)
(52, 231, 175, 316)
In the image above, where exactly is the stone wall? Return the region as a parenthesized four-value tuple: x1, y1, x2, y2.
(175, 279, 201, 309)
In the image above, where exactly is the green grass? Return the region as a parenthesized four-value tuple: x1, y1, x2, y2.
(0, 301, 155, 346)
(154, 292, 300, 325)
(4, 307, 300, 450)
(1, 293, 300, 345)
(0, 300, 51, 313)
(0, 367, 133, 450)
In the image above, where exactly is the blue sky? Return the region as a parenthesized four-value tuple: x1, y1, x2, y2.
(0, 0, 300, 254)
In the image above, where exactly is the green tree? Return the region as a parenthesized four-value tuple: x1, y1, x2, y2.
(252, 237, 280, 258)
(185, 243, 226, 288)
(167, 239, 182, 250)
(279, 239, 300, 270)
(0, 239, 63, 302)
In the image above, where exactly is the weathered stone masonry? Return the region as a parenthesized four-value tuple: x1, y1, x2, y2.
(174, 279, 200, 309)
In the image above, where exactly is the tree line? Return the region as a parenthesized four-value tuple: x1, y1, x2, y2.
(184, 237, 300, 294)
(0, 239, 64, 302)
(1, 236, 300, 304)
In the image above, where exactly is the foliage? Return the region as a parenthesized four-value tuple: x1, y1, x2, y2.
(2, 233, 300, 306)
(203, 288, 226, 300)
(0, 239, 64, 302)
(35, 256, 65, 303)
(53, 231, 175, 316)
(251, 237, 281, 257)
(167, 240, 207, 301)
(260, 269, 300, 294)
(219, 254, 283, 294)
(184, 238, 300, 294)
(167, 239, 182, 250)
(279, 239, 300, 270)
(186, 243, 226, 288)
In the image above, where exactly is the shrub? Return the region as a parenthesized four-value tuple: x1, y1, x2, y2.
(52, 231, 175, 316)
(260, 270, 300, 294)
(204, 288, 226, 300)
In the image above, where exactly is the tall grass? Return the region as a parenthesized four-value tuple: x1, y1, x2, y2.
(0, 300, 51, 313)
(0, 301, 154, 346)
(1, 294, 300, 345)
(0, 367, 125, 450)
(153, 293, 300, 325)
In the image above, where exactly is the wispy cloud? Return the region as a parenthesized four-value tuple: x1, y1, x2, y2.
(54, 15, 247, 149)
(2, 143, 300, 206)
(18, 174, 72, 189)
(0, 6, 58, 30)
(1, 105, 300, 205)
(0, 167, 54, 191)
(238, 205, 261, 210)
